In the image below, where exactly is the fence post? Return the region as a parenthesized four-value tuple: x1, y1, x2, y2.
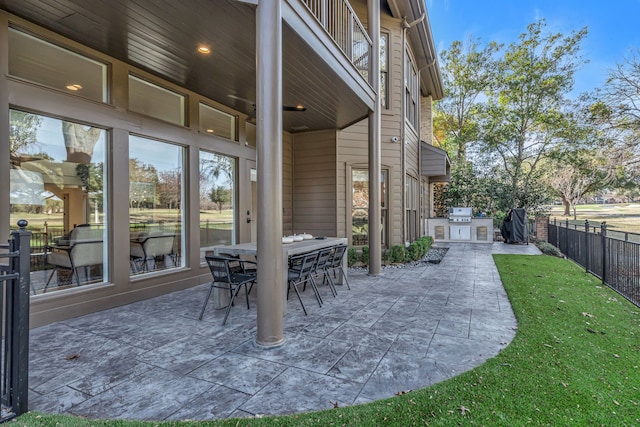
(565, 219, 569, 254)
(585, 219, 589, 273)
(601, 222, 607, 285)
(7, 220, 31, 416)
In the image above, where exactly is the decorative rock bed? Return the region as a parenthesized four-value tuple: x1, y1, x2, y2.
(349, 246, 449, 271)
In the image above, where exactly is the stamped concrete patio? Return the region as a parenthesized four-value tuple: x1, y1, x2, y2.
(28, 242, 540, 421)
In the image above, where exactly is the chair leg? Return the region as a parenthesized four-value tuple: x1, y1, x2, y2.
(309, 276, 323, 307)
(73, 268, 82, 286)
(333, 267, 350, 290)
(324, 271, 338, 296)
(289, 281, 307, 315)
(198, 283, 216, 320)
(222, 285, 243, 325)
(43, 268, 57, 293)
(244, 282, 253, 309)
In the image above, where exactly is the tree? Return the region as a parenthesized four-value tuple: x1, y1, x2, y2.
(9, 110, 42, 156)
(479, 20, 588, 211)
(158, 170, 182, 209)
(129, 159, 159, 209)
(591, 50, 640, 177)
(434, 38, 500, 162)
(543, 97, 627, 217)
(209, 186, 231, 212)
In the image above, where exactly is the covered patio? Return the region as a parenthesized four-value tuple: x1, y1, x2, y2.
(27, 243, 539, 421)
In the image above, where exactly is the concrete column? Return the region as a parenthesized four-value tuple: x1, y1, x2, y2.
(255, 0, 285, 347)
(367, 0, 381, 275)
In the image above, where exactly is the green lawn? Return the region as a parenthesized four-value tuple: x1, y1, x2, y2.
(16, 255, 640, 426)
(548, 203, 640, 234)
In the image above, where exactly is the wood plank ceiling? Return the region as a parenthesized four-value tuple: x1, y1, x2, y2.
(1, 0, 370, 132)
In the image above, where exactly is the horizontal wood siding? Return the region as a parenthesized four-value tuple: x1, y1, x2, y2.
(283, 132, 293, 236)
(337, 118, 404, 246)
(334, 17, 408, 246)
(292, 130, 337, 237)
(405, 127, 419, 176)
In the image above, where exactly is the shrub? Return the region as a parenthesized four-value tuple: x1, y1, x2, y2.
(406, 241, 422, 261)
(536, 241, 563, 257)
(361, 246, 369, 266)
(387, 245, 405, 263)
(347, 247, 359, 267)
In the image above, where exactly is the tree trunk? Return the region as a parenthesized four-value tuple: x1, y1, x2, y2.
(561, 196, 570, 216)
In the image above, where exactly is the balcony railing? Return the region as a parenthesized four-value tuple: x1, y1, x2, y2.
(302, 0, 372, 83)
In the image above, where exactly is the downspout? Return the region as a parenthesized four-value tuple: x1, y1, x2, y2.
(401, 13, 428, 241)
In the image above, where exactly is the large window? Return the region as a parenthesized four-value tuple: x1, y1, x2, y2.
(405, 174, 419, 242)
(199, 150, 236, 263)
(9, 110, 108, 294)
(129, 136, 184, 275)
(129, 75, 185, 126)
(351, 169, 387, 247)
(380, 33, 389, 109)
(8, 28, 108, 103)
(405, 50, 419, 129)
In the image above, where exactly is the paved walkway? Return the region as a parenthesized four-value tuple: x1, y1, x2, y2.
(28, 242, 540, 421)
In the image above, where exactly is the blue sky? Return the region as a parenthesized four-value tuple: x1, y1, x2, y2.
(426, 0, 640, 96)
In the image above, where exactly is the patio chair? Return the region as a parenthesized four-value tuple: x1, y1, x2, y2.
(325, 244, 350, 290)
(311, 247, 337, 297)
(44, 240, 103, 292)
(287, 251, 321, 315)
(130, 234, 175, 272)
(199, 255, 257, 325)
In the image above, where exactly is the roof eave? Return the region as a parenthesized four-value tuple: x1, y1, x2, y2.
(386, 0, 444, 100)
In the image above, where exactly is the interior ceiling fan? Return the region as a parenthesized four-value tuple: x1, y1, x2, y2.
(228, 94, 306, 119)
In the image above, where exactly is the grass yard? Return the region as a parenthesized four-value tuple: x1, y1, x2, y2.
(548, 203, 640, 234)
(16, 255, 640, 426)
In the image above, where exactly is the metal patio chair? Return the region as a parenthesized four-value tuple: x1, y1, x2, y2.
(311, 247, 337, 297)
(130, 234, 175, 272)
(199, 255, 257, 325)
(287, 251, 321, 315)
(325, 244, 350, 290)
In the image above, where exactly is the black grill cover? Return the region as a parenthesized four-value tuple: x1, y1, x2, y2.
(500, 208, 529, 244)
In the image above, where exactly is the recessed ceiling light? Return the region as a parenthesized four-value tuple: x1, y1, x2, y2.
(66, 84, 83, 91)
(197, 45, 211, 54)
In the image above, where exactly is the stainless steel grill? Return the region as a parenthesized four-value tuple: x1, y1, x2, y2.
(449, 207, 472, 223)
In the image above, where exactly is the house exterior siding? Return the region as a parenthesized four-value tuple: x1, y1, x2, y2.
(0, 0, 442, 326)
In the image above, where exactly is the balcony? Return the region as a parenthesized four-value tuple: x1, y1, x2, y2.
(301, 0, 372, 84)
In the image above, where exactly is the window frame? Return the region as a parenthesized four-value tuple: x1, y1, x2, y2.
(349, 167, 388, 247)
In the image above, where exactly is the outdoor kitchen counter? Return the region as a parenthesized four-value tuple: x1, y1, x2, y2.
(425, 217, 494, 243)
(209, 237, 348, 309)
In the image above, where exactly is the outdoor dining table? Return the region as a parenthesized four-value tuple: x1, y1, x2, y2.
(211, 237, 348, 310)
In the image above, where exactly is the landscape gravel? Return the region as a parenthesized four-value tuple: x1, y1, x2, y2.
(348, 246, 449, 271)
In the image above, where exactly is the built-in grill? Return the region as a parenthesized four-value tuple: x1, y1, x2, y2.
(448, 207, 472, 240)
(448, 207, 473, 223)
